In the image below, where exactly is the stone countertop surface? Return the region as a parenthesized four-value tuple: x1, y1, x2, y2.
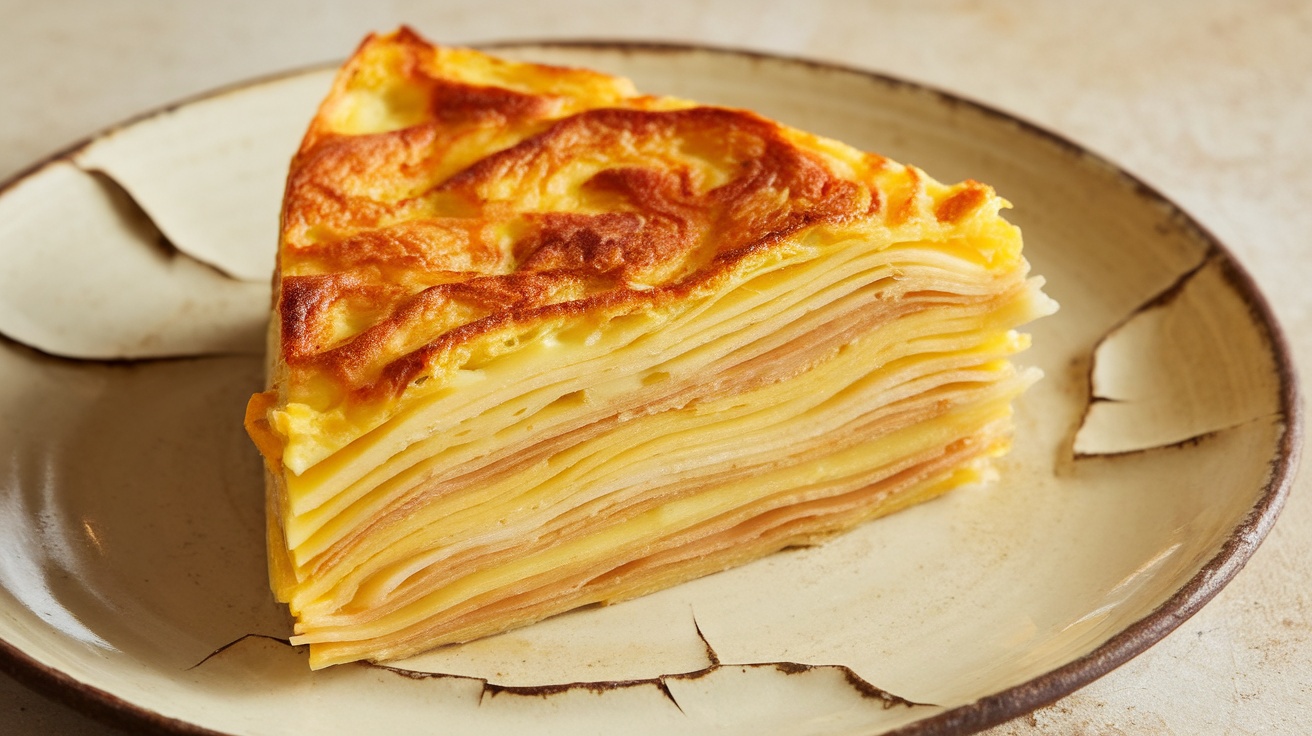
(1, 1, 1307, 733)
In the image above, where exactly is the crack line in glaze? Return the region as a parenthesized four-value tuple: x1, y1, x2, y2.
(186, 634, 296, 672)
(0, 160, 266, 361)
(66, 162, 268, 284)
(0, 44, 1298, 736)
(1068, 247, 1281, 459)
(190, 617, 935, 713)
(1083, 249, 1217, 402)
(0, 329, 258, 367)
(1071, 412, 1285, 461)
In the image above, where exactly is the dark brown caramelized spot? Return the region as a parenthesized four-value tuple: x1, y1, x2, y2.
(427, 78, 558, 125)
(309, 220, 505, 277)
(934, 181, 988, 224)
(279, 50, 879, 401)
(514, 165, 702, 282)
(308, 270, 605, 390)
(516, 212, 661, 277)
(284, 127, 442, 241)
(281, 274, 407, 362)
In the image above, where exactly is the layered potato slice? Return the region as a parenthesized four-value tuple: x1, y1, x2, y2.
(244, 28, 1056, 668)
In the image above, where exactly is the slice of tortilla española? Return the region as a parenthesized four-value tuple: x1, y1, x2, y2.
(244, 27, 1056, 668)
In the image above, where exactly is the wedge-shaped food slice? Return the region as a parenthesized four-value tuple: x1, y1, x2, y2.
(244, 28, 1056, 668)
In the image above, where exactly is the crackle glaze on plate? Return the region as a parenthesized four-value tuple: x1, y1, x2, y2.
(0, 43, 1299, 736)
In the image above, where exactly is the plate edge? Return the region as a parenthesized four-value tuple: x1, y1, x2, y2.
(0, 38, 1301, 736)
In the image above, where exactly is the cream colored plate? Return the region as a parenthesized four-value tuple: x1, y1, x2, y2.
(0, 43, 1298, 736)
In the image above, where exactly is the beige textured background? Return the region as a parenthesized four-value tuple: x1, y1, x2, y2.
(1, 1, 1308, 733)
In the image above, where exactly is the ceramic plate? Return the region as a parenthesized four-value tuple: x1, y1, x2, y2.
(0, 43, 1299, 736)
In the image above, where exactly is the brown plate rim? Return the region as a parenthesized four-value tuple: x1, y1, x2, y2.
(0, 39, 1301, 736)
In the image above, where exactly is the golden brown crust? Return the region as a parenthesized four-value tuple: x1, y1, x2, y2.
(268, 28, 996, 427)
(935, 181, 990, 224)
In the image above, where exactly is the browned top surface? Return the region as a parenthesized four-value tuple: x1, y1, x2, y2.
(273, 28, 989, 408)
